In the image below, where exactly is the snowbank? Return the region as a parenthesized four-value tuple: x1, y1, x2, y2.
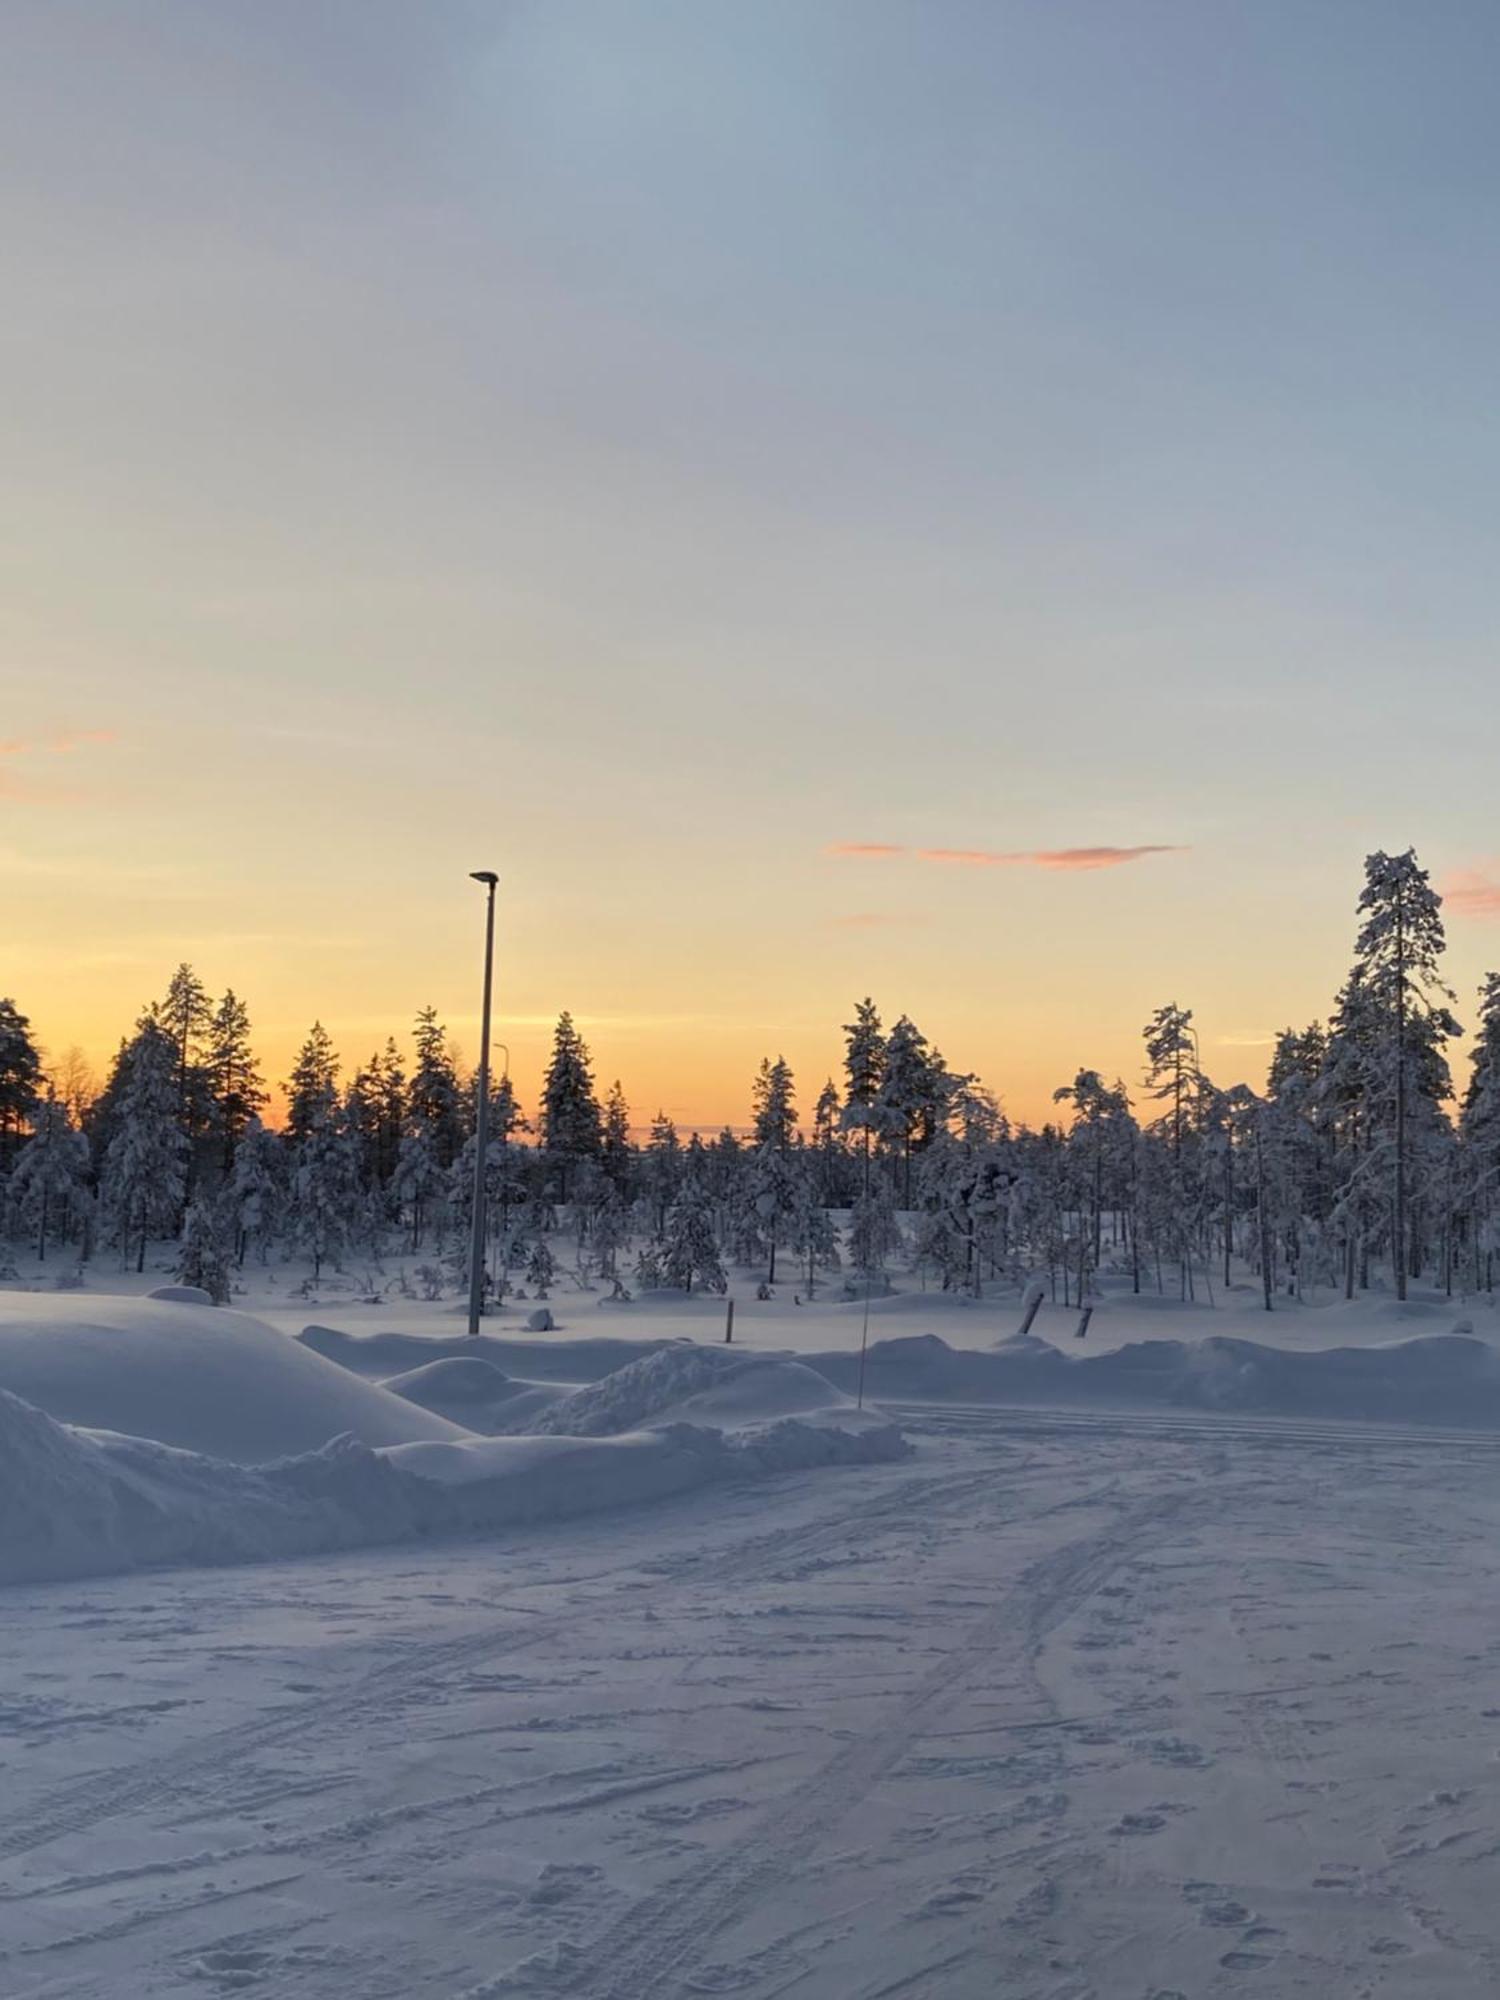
(381, 1355, 566, 1433)
(529, 1343, 874, 1437)
(800, 1329, 1500, 1427)
(298, 1324, 678, 1382)
(0, 1387, 907, 1589)
(0, 1389, 425, 1586)
(0, 1294, 470, 1461)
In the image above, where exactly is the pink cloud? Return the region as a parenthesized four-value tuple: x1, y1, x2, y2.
(917, 844, 1185, 871)
(825, 841, 906, 858)
(1441, 868, 1500, 918)
(0, 728, 117, 757)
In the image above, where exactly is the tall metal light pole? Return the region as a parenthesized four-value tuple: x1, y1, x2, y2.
(467, 871, 499, 1337)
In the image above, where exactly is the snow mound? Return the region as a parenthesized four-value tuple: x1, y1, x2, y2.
(381, 1356, 566, 1435)
(0, 1294, 472, 1462)
(0, 1384, 907, 1588)
(530, 1345, 864, 1437)
(299, 1324, 677, 1383)
(147, 1284, 214, 1305)
(0, 1389, 424, 1587)
(800, 1330, 1500, 1427)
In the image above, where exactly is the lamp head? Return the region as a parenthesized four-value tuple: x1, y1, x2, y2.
(469, 870, 499, 887)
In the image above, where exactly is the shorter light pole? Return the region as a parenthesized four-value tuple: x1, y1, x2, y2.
(467, 871, 498, 1337)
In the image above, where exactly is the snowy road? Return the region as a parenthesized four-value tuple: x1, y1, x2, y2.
(5, 1414, 1500, 1996)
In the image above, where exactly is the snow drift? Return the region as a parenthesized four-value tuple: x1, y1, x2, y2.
(803, 1328, 1500, 1427)
(0, 1300, 907, 1588)
(528, 1343, 878, 1437)
(0, 1386, 907, 1589)
(0, 1293, 469, 1460)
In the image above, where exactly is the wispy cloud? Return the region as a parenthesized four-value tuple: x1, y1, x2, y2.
(827, 840, 1185, 872)
(0, 727, 117, 757)
(920, 844, 1185, 871)
(1441, 867, 1500, 918)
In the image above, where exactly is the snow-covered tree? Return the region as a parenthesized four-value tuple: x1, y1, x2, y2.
(224, 1117, 284, 1263)
(602, 1080, 633, 1195)
(1350, 848, 1457, 1300)
(539, 1011, 601, 1202)
(661, 1164, 726, 1295)
(101, 1016, 188, 1271)
(7, 1093, 90, 1261)
(409, 1005, 466, 1170)
(206, 988, 265, 1169)
(176, 1194, 231, 1304)
(0, 997, 42, 1167)
(284, 1022, 340, 1147)
(287, 1104, 362, 1282)
(751, 1056, 797, 1153)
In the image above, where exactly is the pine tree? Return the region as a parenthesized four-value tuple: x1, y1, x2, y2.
(224, 1118, 284, 1263)
(602, 1080, 633, 1195)
(101, 1016, 188, 1271)
(206, 989, 265, 1169)
(1462, 974, 1500, 1291)
(0, 997, 42, 1167)
(1352, 849, 1458, 1300)
(661, 1164, 727, 1295)
(644, 1111, 680, 1232)
(1142, 1004, 1199, 1155)
(287, 1103, 361, 1282)
(877, 1015, 933, 1207)
(158, 964, 215, 1181)
(7, 1092, 90, 1262)
(284, 1023, 340, 1147)
(751, 1057, 797, 1152)
(409, 1006, 466, 1170)
(841, 998, 886, 1161)
(788, 1163, 840, 1297)
(177, 1195, 231, 1304)
(539, 1011, 602, 1202)
(810, 1078, 846, 1204)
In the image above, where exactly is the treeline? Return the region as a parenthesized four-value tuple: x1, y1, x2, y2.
(2, 849, 1498, 1313)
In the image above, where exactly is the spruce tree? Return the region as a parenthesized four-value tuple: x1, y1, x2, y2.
(177, 1195, 231, 1304)
(206, 989, 265, 1169)
(645, 1111, 681, 1232)
(101, 1016, 187, 1271)
(751, 1056, 797, 1152)
(540, 1012, 602, 1202)
(7, 1093, 90, 1262)
(0, 997, 42, 1167)
(661, 1164, 727, 1295)
(284, 1023, 340, 1146)
(602, 1080, 633, 1195)
(409, 1006, 466, 1169)
(225, 1118, 284, 1263)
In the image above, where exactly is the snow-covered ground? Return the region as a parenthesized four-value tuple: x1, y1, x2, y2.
(6, 1405, 1500, 1995)
(7, 1267, 1500, 1992)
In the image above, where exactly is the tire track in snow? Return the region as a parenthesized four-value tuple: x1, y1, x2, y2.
(0, 1458, 988, 1872)
(493, 1490, 1191, 2000)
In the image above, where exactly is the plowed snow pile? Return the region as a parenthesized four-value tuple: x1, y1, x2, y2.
(804, 1327, 1500, 1425)
(0, 1299, 907, 1586)
(0, 1293, 467, 1460)
(530, 1343, 878, 1436)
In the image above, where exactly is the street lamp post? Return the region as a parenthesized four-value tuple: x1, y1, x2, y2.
(467, 871, 499, 1337)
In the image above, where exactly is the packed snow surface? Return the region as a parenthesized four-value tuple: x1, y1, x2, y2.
(7, 1406, 1500, 1995)
(0, 1294, 468, 1460)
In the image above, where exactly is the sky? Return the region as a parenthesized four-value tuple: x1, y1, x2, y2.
(6, 0, 1500, 1130)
